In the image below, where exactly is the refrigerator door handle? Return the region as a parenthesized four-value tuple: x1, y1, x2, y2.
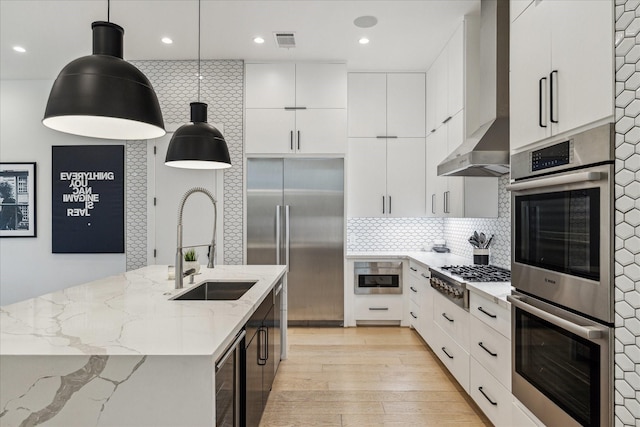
(285, 205, 290, 271)
(276, 205, 281, 265)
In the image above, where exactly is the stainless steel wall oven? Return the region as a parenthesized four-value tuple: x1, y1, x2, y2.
(509, 124, 614, 323)
(508, 124, 614, 427)
(354, 261, 402, 295)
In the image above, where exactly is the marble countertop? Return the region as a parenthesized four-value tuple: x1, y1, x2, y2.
(347, 251, 512, 306)
(0, 264, 287, 359)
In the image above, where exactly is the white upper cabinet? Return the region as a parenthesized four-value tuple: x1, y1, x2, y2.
(245, 63, 295, 108)
(510, 0, 614, 152)
(348, 73, 387, 137)
(348, 72, 426, 138)
(387, 74, 427, 138)
(347, 139, 388, 218)
(427, 21, 468, 132)
(296, 63, 347, 108)
(347, 138, 425, 218)
(245, 62, 347, 155)
(386, 138, 426, 217)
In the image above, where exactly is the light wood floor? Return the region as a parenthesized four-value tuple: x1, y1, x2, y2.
(260, 327, 492, 427)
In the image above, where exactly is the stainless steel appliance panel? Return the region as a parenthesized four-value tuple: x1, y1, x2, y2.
(247, 158, 344, 325)
(215, 330, 245, 427)
(508, 291, 613, 427)
(510, 162, 614, 323)
(354, 261, 403, 295)
(247, 159, 284, 266)
(284, 158, 344, 323)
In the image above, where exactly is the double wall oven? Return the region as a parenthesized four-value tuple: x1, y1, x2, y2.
(507, 124, 614, 427)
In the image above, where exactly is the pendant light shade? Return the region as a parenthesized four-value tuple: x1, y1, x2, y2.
(165, 102, 231, 170)
(43, 21, 165, 140)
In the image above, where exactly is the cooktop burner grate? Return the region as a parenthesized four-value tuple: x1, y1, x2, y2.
(440, 265, 511, 282)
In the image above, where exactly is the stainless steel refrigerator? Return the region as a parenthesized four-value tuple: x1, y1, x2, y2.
(247, 158, 344, 326)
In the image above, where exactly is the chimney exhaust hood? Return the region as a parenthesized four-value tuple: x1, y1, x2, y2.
(438, 0, 510, 177)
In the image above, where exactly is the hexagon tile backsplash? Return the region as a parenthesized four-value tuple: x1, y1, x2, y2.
(348, 175, 511, 270)
(615, 1, 640, 425)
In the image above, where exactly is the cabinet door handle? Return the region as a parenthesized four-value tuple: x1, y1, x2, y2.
(410, 311, 418, 319)
(284, 106, 306, 110)
(430, 128, 436, 133)
(382, 196, 385, 214)
(477, 306, 497, 318)
(388, 196, 392, 214)
(442, 313, 454, 322)
(258, 327, 267, 365)
(478, 342, 498, 357)
(421, 273, 429, 279)
(441, 347, 454, 359)
(376, 135, 398, 139)
(431, 194, 436, 214)
(369, 307, 389, 311)
(444, 191, 450, 214)
(297, 130, 301, 150)
(410, 267, 418, 272)
(478, 387, 498, 406)
(550, 70, 558, 123)
(290, 130, 294, 150)
(410, 286, 418, 293)
(539, 77, 547, 128)
(442, 116, 452, 124)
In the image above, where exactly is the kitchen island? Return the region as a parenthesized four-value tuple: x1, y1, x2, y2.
(0, 264, 287, 427)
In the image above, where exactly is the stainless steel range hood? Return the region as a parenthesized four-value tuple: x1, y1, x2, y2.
(438, 0, 510, 177)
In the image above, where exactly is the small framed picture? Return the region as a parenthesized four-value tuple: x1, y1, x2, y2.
(0, 162, 37, 237)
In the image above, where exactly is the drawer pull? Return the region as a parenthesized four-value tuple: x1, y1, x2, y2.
(478, 306, 497, 318)
(478, 342, 498, 357)
(410, 267, 418, 272)
(442, 313, 454, 322)
(478, 387, 498, 406)
(369, 307, 389, 311)
(410, 311, 418, 319)
(441, 347, 454, 359)
(410, 286, 418, 293)
(421, 273, 429, 279)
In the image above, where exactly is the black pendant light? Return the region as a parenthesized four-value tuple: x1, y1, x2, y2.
(43, 1, 165, 140)
(164, 0, 231, 170)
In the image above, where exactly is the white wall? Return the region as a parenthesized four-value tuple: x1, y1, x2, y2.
(0, 80, 125, 305)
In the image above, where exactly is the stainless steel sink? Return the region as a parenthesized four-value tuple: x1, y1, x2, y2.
(172, 281, 257, 301)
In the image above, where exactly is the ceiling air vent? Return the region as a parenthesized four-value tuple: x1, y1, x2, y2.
(273, 32, 296, 49)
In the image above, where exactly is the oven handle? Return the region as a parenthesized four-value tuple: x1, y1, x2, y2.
(506, 171, 602, 192)
(507, 295, 602, 339)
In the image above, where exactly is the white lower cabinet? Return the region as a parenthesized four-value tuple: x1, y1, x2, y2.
(433, 291, 469, 351)
(431, 322, 470, 392)
(470, 292, 511, 338)
(354, 294, 403, 321)
(469, 319, 511, 391)
(470, 358, 513, 426)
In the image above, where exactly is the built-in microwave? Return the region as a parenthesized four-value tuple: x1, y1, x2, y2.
(354, 261, 402, 295)
(508, 124, 614, 324)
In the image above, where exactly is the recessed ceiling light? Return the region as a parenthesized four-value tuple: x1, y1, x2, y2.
(13, 46, 26, 53)
(359, 37, 370, 45)
(254, 36, 265, 44)
(161, 37, 173, 44)
(354, 16, 378, 28)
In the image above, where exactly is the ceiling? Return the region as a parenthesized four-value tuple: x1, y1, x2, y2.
(0, 0, 480, 80)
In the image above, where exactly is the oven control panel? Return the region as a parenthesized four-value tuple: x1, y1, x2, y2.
(531, 140, 572, 172)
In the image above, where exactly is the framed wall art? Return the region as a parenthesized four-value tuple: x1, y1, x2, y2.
(0, 162, 37, 238)
(52, 145, 124, 253)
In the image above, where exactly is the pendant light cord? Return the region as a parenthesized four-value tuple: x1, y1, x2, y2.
(197, 0, 201, 102)
(107, 0, 110, 22)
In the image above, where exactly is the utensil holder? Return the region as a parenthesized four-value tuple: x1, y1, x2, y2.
(473, 248, 490, 265)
